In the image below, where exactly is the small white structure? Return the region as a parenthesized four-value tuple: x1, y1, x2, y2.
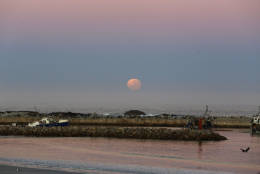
(28, 121, 40, 127)
(58, 119, 69, 124)
(251, 106, 260, 134)
(252, 106, 260, 124)
(252, 116, 260, 125)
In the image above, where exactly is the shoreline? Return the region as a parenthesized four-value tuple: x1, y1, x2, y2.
(0, 164, 81, 174)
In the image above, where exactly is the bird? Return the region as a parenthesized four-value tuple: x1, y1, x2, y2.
(16, 168, 19, 172)
(240, 147, 250, 152)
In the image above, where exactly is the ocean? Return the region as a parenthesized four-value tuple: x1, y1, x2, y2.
(0, 129, 259, 174)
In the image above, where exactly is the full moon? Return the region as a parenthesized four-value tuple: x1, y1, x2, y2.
(127, 78, 142, 91)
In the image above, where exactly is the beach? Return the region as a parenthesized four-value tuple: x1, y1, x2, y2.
(0, 164, 81, 174)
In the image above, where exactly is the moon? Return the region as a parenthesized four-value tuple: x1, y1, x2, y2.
(127, 78, 142, 91)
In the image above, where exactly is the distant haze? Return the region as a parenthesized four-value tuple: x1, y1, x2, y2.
(0, 0, 259, 114)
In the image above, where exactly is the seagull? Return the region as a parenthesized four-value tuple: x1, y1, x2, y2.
(240, 147, 250, 152)
(16, 168, 19, 172)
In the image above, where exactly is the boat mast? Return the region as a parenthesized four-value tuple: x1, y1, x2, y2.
(203, 105, 210, 117)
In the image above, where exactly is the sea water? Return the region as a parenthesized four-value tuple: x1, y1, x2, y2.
(0, 129, 259, 174)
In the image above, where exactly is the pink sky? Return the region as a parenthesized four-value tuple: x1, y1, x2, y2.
(1, 0, 259, 41)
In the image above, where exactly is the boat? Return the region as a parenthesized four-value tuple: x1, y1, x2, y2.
(251, 106, 260, 135)
(185, 105, 213, 130)
(28, 117, 69, 127)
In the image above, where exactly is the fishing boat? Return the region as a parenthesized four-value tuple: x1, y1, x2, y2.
(28, 117, 69, 127)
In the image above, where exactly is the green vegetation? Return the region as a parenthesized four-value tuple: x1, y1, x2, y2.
(124, 110, 146, 117)
(0, 116, 251, 128)
(0, 111, 251, 128)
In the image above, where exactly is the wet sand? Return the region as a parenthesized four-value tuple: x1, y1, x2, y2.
(0, 164, 80, 174)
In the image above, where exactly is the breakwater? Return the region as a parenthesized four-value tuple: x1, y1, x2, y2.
(0, 126, 227, 141)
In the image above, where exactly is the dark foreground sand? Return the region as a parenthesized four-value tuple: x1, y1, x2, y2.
(0, 165, 81, 174)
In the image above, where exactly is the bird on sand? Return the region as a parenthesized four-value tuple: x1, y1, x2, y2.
(240, 147, 250, 152)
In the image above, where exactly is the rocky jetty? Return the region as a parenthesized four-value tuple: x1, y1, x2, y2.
(0, 126, 227, 141)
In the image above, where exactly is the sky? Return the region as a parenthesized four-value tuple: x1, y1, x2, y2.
(0, 0, 260, 112)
